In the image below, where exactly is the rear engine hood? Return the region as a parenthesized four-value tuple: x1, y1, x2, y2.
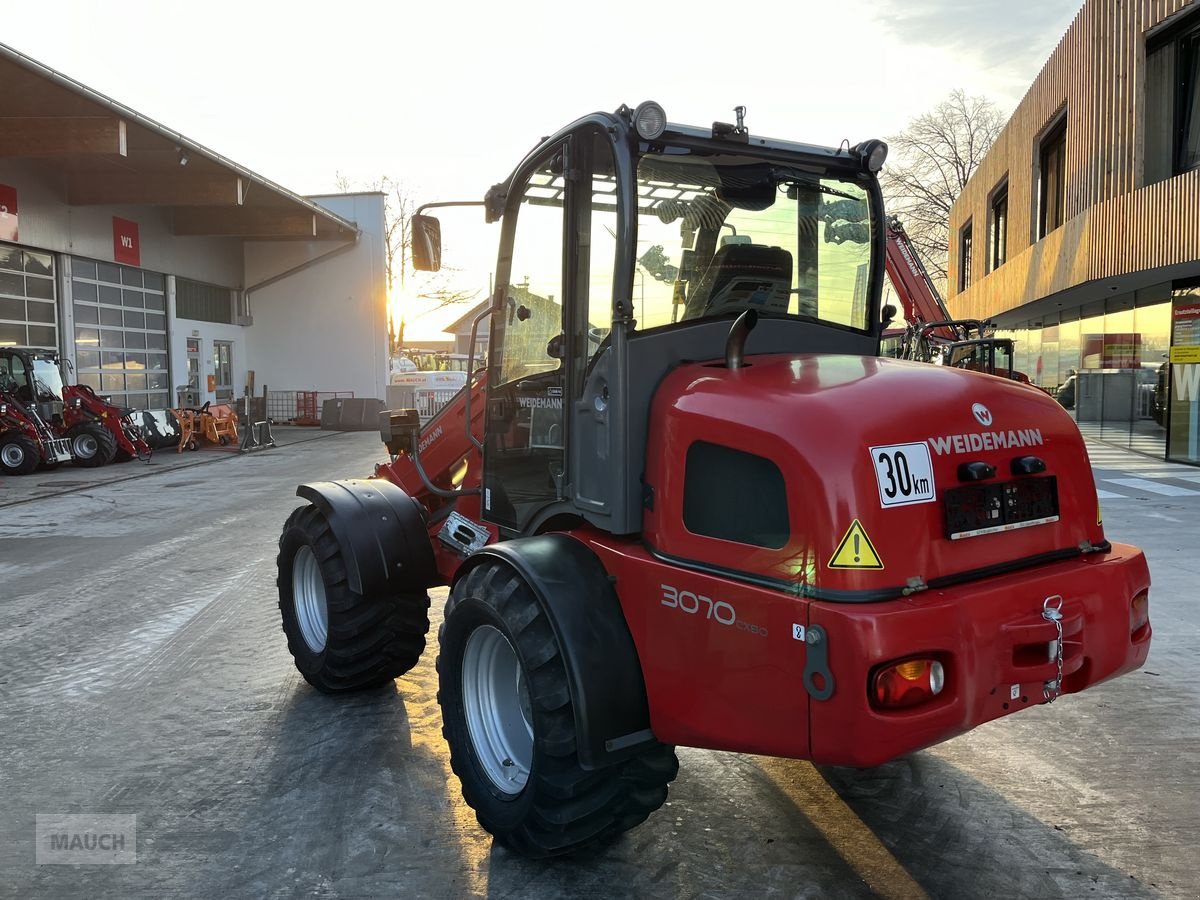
(643, 354, 1104, 601)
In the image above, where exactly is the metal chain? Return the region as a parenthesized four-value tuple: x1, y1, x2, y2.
(1042, 595, 1064, 702)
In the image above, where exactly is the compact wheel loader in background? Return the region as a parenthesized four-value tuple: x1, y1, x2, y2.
(276, 103, 1152, 858)
(0, 346, 152, 474)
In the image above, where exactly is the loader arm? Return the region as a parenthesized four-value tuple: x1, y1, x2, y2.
(374, 368, 482, 486)
(884, 217, 961, 342)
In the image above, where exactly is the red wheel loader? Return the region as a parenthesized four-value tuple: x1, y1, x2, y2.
(0, 349, 73, 475)
(275, 103, 1152, 858)
(880, 217, 1033, 383)
(0, 347, 152, 470)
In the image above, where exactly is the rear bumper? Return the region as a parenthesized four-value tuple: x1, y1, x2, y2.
(809, 541, 1151, 767)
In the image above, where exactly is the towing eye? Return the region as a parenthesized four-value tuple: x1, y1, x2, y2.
(1042, 595, 1064, 702)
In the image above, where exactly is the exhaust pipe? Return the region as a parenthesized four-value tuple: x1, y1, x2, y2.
(725, 309, 759, 369)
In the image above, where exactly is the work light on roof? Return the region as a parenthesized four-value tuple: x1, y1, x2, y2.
(633, 101, 667, 140)
(853, 139, 889, 173)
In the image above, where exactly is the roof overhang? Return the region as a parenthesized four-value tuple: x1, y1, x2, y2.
(0, 42, 356, 242)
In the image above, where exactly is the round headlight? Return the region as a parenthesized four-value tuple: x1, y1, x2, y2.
(633, 101, 667, 141)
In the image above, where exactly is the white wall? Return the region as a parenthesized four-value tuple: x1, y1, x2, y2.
(0, 160, 243, 286)
(243, 192, 387, 400)
(2, 161, 387, 404)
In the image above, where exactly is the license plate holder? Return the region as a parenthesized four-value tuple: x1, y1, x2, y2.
(944, 476, 1059, 540)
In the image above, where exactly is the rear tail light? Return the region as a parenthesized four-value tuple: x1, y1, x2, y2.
(871, 657, 945, 710)
(1130, 590, 1150, 639)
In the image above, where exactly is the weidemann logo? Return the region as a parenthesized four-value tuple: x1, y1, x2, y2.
(517, 396, 562, 410)
(928, 428, 1044, 455)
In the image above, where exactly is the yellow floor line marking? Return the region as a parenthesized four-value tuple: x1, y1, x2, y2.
(754, 757, 929, 900)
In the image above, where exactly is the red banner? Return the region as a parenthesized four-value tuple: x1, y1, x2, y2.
(0, 184, 17, 242)
(112, 216, 140, 266)
(1081, 332, 1142, 369)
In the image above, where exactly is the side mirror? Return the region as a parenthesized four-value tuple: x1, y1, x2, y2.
(411, 214, 442, 272)
(881, 304, 897, 328)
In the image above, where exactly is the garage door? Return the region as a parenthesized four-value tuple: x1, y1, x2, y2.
(71, 258, 169, 410)
(0, 243, 57, 349)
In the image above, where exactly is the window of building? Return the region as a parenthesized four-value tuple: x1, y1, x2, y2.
(71, 258, 169, 410)
(1038, 116, 1067, 238)
(0, 244, 57, 349)
(1177, 23, 1200, 172)
(176, 278, 233, 324)
(1147, 11, 1200, 181)
(989, 181, 1008, 271)
(958, 220, 973, 292)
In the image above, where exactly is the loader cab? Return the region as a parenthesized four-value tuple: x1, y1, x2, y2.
(417, 105, 887, 537)
(933, 338, 1016, 380)
(0, 348, 66, 422)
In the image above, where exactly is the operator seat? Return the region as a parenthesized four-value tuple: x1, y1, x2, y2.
(682, 244, 793, 320)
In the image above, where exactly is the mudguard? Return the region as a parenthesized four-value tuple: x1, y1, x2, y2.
(458, 534, 656, 770)
(296, 479, 439, 595)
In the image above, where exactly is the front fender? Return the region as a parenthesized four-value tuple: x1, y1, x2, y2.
(297, 479, 439, 595)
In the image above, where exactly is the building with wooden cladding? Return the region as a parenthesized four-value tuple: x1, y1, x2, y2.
(946, 0, 1200, 463)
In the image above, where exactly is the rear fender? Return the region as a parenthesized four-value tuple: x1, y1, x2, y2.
(297, 479, 439, 594)
(456, 534, 655, 770)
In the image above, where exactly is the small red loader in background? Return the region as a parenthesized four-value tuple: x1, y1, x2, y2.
(274, 103, 1151, 858)
(0, 346, 151, 473)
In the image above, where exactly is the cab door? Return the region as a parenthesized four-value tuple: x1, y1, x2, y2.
(482, 141, 571, 533)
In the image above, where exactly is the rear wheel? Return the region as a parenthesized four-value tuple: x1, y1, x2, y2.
(68, 423, 117, 467)
(0, 433, 40, 476)
(437, 560, 678, 858)
(276, 504, 431, 692)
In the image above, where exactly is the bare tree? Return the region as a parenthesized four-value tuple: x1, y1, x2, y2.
(335, 173, 481, 350)
(882, 90, 1005, 292)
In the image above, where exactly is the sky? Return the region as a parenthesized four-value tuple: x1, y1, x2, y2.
(6, 0, 1081, 339)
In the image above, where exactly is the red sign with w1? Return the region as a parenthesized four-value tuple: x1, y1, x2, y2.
(0, 184, 18, 241)
(112, 216, 140, 266)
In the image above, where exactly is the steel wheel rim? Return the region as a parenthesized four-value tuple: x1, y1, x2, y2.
(462, 624, 534, 793)
(1, 443, 25, 468)
(73, 433, 98, 458)
(292, 545, 328, 653)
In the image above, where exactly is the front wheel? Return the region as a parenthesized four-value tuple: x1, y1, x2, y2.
(437, 560, 678, 858)
(68, 422, 118, 467)
(0, 433, 40, 476)
(276, 504, 431, 692)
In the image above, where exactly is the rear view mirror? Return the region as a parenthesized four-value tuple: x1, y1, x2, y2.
(411, 214, 442, 272)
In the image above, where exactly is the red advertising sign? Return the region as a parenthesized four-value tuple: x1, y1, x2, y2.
(0, 183, 18, 242)
(112, 216, 140, 266)
(1081, 332, 1142, 369)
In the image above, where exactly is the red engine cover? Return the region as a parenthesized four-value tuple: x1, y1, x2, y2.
(643, 354, 1103, 601)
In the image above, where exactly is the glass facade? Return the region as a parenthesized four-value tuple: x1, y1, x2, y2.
(71, 257, 170, 411)
(995, 281, 1193, 461)
(0, 243, 57, 349)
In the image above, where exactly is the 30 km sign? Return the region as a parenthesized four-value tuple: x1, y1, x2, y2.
(869, 442, 937, 507)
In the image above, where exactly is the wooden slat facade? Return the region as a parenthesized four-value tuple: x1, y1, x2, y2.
(947, 0, 1200, 321)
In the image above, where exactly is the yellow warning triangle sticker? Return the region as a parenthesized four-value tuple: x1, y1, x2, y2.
(828, 519, 884, 569)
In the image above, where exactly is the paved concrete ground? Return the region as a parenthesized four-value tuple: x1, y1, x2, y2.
(0, 432, 1195, 899)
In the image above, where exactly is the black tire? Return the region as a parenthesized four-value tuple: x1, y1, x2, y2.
(276, 504, 431, 692)
(67, 422, 118, 467)
(437, 560, 678, 858)
(0, 433, 41, 475)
